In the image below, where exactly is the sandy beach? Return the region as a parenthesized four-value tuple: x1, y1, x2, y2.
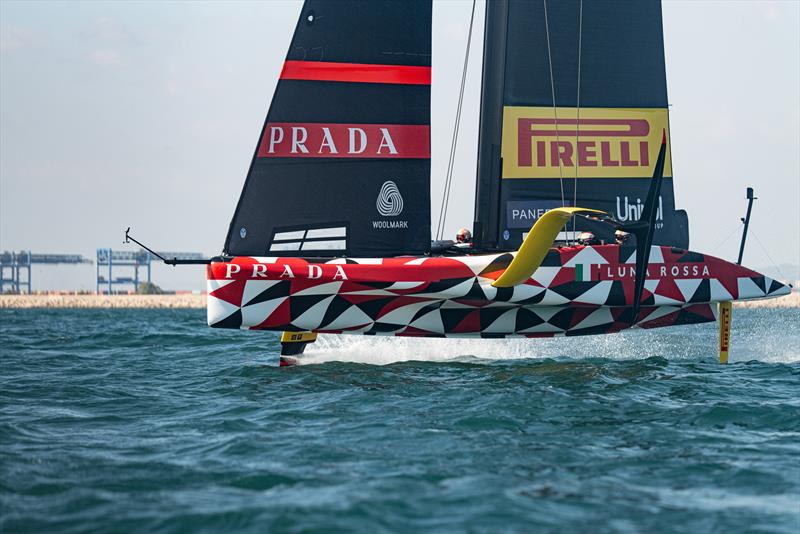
(0, 294, 206, 309)
(0, 291, 797, 309)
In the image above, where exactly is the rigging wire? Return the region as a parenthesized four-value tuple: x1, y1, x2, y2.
(710, 222, 745, 254)
(710, 220, 791, 283)
(750, 229, 790, 282)
(571, 0, 583, 239)
(435, 0, 477, 241)
(543, 0, 567, 210)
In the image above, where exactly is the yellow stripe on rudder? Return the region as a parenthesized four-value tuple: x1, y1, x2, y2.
(281, 331, 318, 344)
(718, 301, 732, 364)
(492, 207, 605, 288)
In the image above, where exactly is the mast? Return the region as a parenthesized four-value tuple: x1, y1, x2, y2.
(473, 0, 509, 251)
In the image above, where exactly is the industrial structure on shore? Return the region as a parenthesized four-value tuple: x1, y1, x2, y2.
(0, 252, 92, 294)
(0, 249, 203, 294)
(95, 249, 204, 294)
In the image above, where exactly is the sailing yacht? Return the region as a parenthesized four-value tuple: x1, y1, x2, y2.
(190, 0, 790, 364)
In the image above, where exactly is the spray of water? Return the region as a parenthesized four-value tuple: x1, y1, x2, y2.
(299, 330, 682, 365)
(296, 309, 799, 366)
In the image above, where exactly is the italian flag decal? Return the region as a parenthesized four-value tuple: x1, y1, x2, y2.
(575, 264, 593, 282)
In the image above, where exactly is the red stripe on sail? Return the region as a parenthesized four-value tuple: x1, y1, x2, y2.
(280, 60, 431, 85)
(257, 123, 430, 159)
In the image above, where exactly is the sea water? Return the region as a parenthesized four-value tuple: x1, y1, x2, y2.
(1, 308, 798, 532)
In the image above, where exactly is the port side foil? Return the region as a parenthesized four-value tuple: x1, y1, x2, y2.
(207, 245, 790, 337)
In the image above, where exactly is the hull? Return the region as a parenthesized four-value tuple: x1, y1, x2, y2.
(207, 245, 790, 337)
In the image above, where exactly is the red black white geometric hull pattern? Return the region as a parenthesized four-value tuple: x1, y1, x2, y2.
(207, 245, 790, 338)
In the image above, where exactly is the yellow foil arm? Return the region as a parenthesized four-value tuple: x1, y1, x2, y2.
(492, 207, 605, 288)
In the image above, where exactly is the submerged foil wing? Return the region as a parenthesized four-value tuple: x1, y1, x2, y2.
(225, 0, 432, 258)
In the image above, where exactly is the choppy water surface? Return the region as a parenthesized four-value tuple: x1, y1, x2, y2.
(2, 308, 799, 532)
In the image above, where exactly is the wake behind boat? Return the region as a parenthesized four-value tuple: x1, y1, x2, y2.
(130, 0, 791, 365)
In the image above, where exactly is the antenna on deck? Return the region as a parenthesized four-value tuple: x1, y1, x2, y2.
(736, 187, 756, 266)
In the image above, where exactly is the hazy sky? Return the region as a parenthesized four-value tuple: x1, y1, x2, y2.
(1, 0, 798, 290)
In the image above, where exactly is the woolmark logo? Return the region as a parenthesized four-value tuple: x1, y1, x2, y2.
(376, 181, 404, 216)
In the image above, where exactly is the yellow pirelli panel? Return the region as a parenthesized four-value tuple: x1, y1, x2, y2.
(501, 106, 672, 179)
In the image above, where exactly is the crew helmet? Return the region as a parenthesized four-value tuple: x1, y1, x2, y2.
(577, 231, 598, 246)
(456, 228, 472, 243)
(615, 230, 631, 245)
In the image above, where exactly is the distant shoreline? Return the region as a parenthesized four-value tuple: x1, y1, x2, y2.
(732, 291, 799, 309)
(0, 294, 206, 309)
(0, 292, 797, 309)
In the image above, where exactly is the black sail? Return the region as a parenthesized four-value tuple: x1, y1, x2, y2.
(474, 0, 689, 250)
(225, 0, 432, 258)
